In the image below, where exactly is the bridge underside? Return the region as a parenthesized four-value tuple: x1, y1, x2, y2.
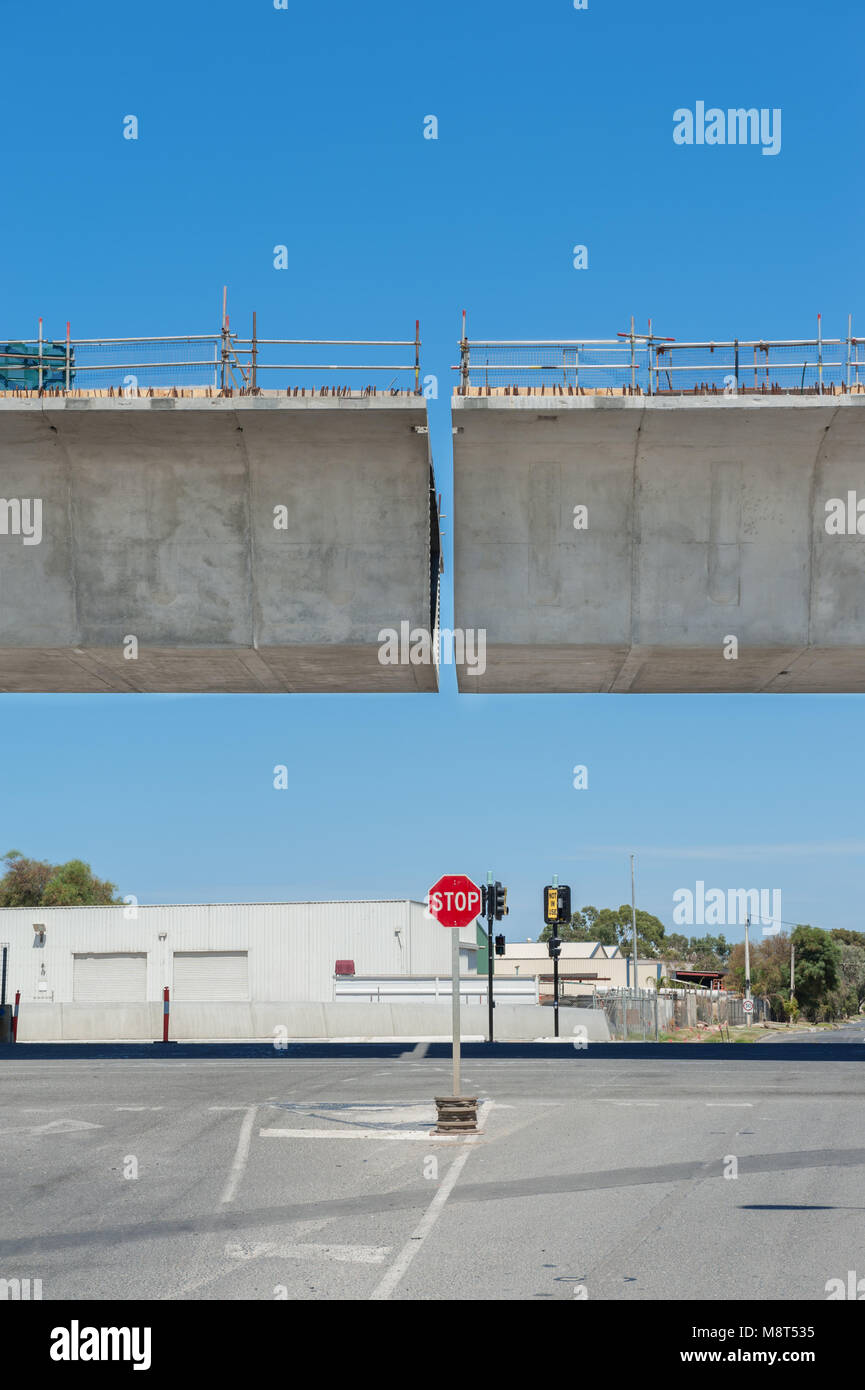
(461, 643, 865, 694)
(0, 395, 438, 693)
(454, 394, 865, 693)
(0, 645, 437, 694)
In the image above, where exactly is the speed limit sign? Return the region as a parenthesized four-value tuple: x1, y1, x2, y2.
(742, 999, 754, 1014)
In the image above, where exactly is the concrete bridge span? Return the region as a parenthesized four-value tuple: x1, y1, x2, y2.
(0, 394, 439, 692)
(453, 393, 865, 692)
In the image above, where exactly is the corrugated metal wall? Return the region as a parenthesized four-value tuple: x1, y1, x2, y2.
(0, 901, 477, 1005)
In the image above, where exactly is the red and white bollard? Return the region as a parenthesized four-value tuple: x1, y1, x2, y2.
(153, 987, 176, 1045)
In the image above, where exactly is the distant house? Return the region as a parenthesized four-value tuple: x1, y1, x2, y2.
(496, 941, 664, 994)
(671, 967, 728, 990)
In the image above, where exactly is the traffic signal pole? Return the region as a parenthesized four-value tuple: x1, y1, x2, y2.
(544, 876, 570, 1040)
(487, 873, 495, 1045)
(552, 874, 560, 1037)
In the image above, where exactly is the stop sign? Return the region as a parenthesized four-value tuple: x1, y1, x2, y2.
(428, 874, 483, 928)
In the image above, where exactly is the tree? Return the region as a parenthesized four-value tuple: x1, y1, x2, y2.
(662, 933, 690, 961)
(725, 935, 793, 1015)
(538, 904, 668, 958)
(791, 925, 841, 1020)
(830, 928, 865, 951)
(837, 942, 865, 1009)
(685, 934, 732, 968)
(0, 851, 56, 907)
(726, 941, 747, 994)
(542, 905, 618, 946)
(751, 933, 793, 999)
(0, 851, 120, 908)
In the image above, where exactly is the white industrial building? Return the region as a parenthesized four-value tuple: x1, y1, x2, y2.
(0, 900, 478, 1007)
(0, 902, 616, 1044)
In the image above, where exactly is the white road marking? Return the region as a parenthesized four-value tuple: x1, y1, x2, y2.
(278, 1104, 411, 1112)
(603, 1100, 659, 1107)
(369, 1100, 491, 1301)
(225, 1241, 390, 1265)
(220, 1105, 257, 1204)
(260, 1127, 464, 1142)
(31, 1119, 103, 1134)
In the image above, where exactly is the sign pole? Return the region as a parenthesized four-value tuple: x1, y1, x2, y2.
(452, 925, 461, 1096)
(487, 869, 494, 1045)
(428, 873, 481, 1131)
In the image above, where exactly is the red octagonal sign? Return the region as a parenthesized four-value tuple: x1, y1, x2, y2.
(428, 874, 483, 929)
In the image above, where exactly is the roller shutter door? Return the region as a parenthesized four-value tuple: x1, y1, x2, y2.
(73, 953, 147, 1002)
(173, 951, 249, 1001)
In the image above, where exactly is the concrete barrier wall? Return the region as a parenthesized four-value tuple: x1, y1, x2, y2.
(0, 396, 436, 692)
(14, 1001, 611, 1043)
(454, 393, 865, 692)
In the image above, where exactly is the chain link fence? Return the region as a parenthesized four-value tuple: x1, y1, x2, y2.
(600, 987, 769, 1040)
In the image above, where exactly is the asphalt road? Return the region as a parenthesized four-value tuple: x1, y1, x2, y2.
(1, 1053, 863, 1301)
(759, 1020, 865, 1045)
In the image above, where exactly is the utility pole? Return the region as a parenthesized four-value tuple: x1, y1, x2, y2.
(744, 914, 752, 1022)
(630, 854, 638, 998)
(790, 940, 796, 1014)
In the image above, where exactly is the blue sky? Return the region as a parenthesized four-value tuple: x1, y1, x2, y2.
(1, 0, 862, 942)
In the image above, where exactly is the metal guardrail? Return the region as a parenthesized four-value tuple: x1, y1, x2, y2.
(454, 314, 865, 395)
(333, 975, 538, 1003)
(7, 308, 865, 397)
(0, 307, 423, 395)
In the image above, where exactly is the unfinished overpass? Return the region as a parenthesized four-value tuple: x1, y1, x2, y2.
(0, 321, 440, 692)
(453, 324, 865, 692)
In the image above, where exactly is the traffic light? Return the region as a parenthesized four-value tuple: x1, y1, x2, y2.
(480, 884, 489, 918)
(493, 882, 508, 920)
(548, 935, 562, 959)
(544, 884, 571, 924)
(494, 933, 506, 957)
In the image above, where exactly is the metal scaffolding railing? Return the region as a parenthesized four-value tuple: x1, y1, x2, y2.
(454, 313, 865, 396)
(0, 301, 423, 395)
